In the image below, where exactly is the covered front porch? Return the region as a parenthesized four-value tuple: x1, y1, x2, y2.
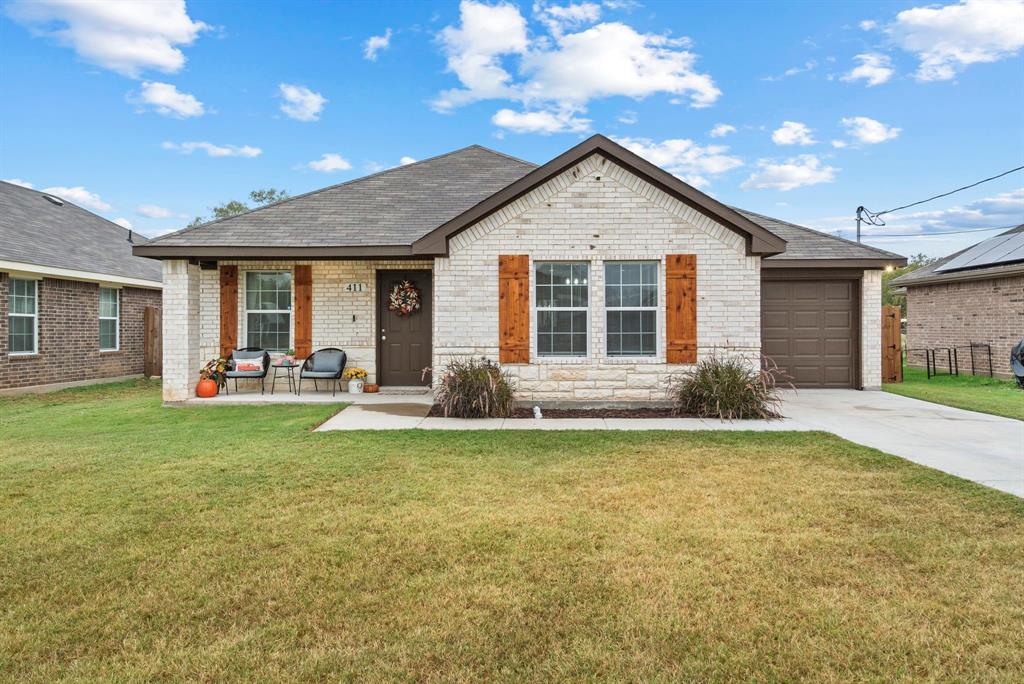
(161, 258, 435, 403)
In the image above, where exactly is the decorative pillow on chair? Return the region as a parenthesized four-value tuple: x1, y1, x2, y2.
(235, 358, 264, 372)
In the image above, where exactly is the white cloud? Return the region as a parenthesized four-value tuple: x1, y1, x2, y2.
(887, 0, 1024, 81)
(612, 136, 743, 188)
(134, 81, 204, 117)
(841, 53, 894, 87)
(307, 153, 353, 172)
(136, 203, 174, 218)
(41, 185, 111, 211)
(709, 123, 735, 138)
(399, 156, 417, 165)
(364, 28, 392, 60)
(859, 19, 878, 30)
(5, 0, 208, 77)
(161, 141, 262, 157)
(534, 1, 602, 36)
(492, 107, 590, 134)
(433, 1, 720, 120)
(278, 83, 327, 122)
(762, 60, 817, 81)
(841, 116, 901, 144)
(771, 121, 817, 146)
(831, 140, 848, 149)
(113, 217, 133, 229)
(741, 155, 837, 191)
(3, 178, 33, 188)
(617, 109, 638, 125)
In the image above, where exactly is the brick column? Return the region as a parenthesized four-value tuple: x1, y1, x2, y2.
(861, 269, 882, 390)
(162, 259, 201, 402)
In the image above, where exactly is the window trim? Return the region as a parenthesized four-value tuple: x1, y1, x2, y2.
(243, 269, 293, 351)
(534, 260, 590, 359)
(8, 277, 38, 356)
(99, 286, 120, 352)
(604, 260, 659, 359)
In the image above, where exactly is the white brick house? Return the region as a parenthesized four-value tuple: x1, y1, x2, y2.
(135, 135, 904, 403)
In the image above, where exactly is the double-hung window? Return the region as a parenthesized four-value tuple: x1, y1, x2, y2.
(8, 278, 38, 355)
(245, 271, 292, 350)
(99, 287, 119, 351)
(605, 261, 658, 357)
(536, 262, 589, 357)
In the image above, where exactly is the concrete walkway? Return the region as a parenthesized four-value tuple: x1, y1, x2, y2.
(315, 390, 1024, 498)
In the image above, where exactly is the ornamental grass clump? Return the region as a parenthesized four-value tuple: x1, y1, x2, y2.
(432, 358, 516, 418)
(669, 355, 790, 420)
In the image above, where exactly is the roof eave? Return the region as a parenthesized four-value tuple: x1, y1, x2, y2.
(763, 257, 907, 269)
(412, 135, 787, 258)
(132, 244, 427, 260)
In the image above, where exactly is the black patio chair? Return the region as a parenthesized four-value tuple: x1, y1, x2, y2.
(224, 347, 271, 394)
(297, 347, 347, 397)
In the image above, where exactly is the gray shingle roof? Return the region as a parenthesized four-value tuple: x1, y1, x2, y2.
(148, 146, 537, 248)
(0, 181, 162, 283)
(733, 208, 905, 262)
(891, 224, 1024, 287)
(140, 143, 904, 264)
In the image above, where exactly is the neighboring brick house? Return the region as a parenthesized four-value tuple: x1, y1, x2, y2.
(1, 181, 162, 393)
(134, 135, 904, 404)
(891, 225, 1024, 379)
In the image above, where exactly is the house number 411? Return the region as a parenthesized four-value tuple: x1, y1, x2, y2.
(344, 282, 367, 293)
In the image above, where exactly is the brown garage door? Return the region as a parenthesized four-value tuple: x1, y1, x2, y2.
(761, 279, 857, 388)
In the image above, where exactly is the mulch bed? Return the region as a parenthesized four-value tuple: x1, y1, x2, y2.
(427, 405, 687, 419)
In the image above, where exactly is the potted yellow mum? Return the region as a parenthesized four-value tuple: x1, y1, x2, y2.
(343, 367, 368, 393)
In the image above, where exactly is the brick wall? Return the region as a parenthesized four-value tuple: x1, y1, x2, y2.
(906, 274, 1024, 379)
(0, 272, 161, 391)
(862, 269, 882, 390)
(433, 153, 762, 403)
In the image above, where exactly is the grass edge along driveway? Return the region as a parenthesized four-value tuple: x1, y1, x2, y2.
(2, 380, 1023, 682)
(884, 366, 1024, 420)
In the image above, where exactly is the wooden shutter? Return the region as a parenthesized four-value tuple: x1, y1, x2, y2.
(294, 265, 312, 359)
(666, 254, 697, 363)
(219, 265, 238, 358)
(498, 255, 530, 363)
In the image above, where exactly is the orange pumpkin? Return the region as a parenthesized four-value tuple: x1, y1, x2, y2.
(196, 378, 219, 398)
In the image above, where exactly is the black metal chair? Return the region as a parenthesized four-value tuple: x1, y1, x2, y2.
(297, 347, 347, 396)
(224, 347, 271, 394)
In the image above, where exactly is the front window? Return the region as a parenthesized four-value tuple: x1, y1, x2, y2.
(605, 262, 658, 357)
(8, 278, 37, 354)
(245, 271, 292, 350)
(99, 287, 119, 351)
(536, 262, 588, 357)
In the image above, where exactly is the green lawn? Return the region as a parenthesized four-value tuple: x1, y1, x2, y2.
(884, 366, 1024, 420)
(2, 381, 1023, 682)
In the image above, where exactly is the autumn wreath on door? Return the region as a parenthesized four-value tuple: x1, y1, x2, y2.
(388, 280, 421, 316)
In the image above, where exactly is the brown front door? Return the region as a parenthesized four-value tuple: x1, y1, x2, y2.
(377, 270, 432, 386)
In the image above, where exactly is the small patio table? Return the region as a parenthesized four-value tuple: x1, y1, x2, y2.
(270, 360, 301, 395)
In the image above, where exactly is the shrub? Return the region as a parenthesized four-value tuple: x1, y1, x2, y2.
(668, 355, 790, 419)
(432, 358, 516, 418)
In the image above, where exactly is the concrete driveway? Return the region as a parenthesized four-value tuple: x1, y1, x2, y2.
(781, 390, 1024, 498)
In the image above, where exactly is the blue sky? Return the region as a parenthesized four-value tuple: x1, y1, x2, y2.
(1, 0, 1022, 258)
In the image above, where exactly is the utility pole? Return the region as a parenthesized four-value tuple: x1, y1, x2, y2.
(855, 206, 864, 243)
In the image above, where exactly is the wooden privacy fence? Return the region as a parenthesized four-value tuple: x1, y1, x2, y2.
(144, 306, 162, 378)
(881, 304, 902, 384)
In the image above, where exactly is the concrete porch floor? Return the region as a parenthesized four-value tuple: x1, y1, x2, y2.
(183, 387, 432, 406)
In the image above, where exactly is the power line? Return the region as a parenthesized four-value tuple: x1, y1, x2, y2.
(854, 164, 1024, 241)
(839, 224, 1015, 240)
(846, 223, 1020, 239)
(873, 165, 1024, 217)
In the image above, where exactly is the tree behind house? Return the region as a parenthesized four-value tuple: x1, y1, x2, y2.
(187, 188, 289, 228)
(884, 253, 939, 316)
